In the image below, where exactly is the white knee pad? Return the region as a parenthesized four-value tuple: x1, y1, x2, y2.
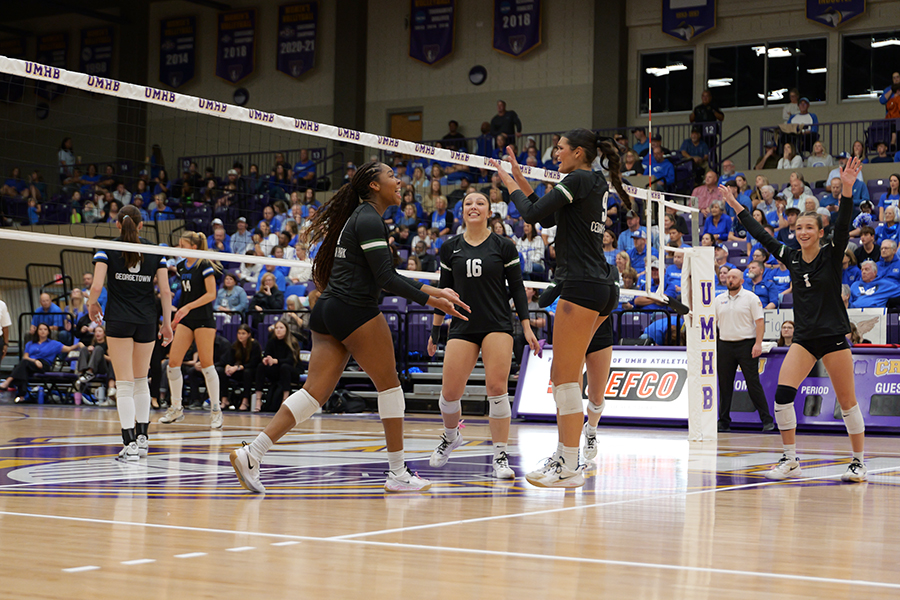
(200, 365, 220, 403)
(378, 386, 405, 420)
(586, 399, 605, 415)
(116, 380, 135, 430)
(488, 394, 511, 419)
(554, 382, 583, 416)
(283, 388, 320, 424)
(438, 394, 460, 415)
(774, 402, 797, 431)
(133, 377, 151, 423)
(841, 404, 866, 435)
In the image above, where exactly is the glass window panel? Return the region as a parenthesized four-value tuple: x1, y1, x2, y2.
(842, 31, 900, 100)
(768, 38, 827, 105)
(707, 44, 764, 109)
(639, 50, 694, 114)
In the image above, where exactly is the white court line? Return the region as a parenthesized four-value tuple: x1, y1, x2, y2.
(121, 559, 156, 566)
(225, 546, 255, 552)
(15, 509, 898, 590)
(271, 541, 302, 547)
(328, 465, 900, 540)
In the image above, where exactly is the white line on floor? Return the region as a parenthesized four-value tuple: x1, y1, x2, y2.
(62, 566, 100, 573)
(120, 559, 156, 566)
(173, 552, 207, 559)
(225, 546, 255, 552)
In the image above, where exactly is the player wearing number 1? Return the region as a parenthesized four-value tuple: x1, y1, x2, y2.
(427, 191, 541, 478)
(721, 157, 868, 482)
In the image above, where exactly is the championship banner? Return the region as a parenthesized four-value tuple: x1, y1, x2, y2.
(277, 2, 317, 78)
(662, 0, 716, 42)
(409, 0, 454, 65)
(764, 307, 888, 345)
(217, 9, 256, 83)
(35, 32, 68, 101)
(0, 38, 27, 103)
(493, 0, 541, 57)
(160, 16, 196, 89)
(684, 245, 717, 441)
(807, 0, 865, 28)
(79, 27, 114, 78)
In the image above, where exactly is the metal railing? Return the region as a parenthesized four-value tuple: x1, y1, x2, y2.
(721, 126, 752, 170)
(25, 263, 70, 313)
(759, 117, 899, 160)
(177, 147, 327, 187)
(0, 277, 29, 348)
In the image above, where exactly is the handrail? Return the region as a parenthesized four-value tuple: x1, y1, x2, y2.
(720, 125, 752, 169)
(759, 117, 900, 160)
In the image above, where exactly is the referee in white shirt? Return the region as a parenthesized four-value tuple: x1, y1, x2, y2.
(714, 268, 774, 432)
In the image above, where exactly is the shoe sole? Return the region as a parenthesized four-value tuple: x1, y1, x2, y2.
(384, 481, 433, 493)
(493, 469, 515, 480)
(229, 450, 265, 493)
(429, 437, 464, 468)
(542, 477, 586, 488)
(525, 473, 548, 487)
(765, 469, 802, 480)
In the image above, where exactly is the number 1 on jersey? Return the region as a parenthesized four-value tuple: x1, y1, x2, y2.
(803, 273, 811, 288)
(466, 258, 482, 278)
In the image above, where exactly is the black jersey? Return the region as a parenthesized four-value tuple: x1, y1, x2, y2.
(177, 258, 216, 322)
(738, 195, 852, 342)
(438, 233, 530, 335)
(324, 202, 429, 307)
(92, 237, 167, 325)
(510, 169, 616, 284)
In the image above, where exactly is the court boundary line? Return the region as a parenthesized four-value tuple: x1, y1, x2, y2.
(2, 509, 898, 590)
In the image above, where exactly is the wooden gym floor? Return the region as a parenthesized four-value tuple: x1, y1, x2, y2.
(0, 405, 899, 599)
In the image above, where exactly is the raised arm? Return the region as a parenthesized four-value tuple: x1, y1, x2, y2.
(834, 157, 863, 252)
(721, 185, 785, 260)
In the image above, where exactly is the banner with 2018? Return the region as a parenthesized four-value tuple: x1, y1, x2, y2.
(493, 0, 541, 58)
(217, 9, 256, 84)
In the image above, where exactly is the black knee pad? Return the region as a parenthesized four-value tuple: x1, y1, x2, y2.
(775, 384, 797, 405)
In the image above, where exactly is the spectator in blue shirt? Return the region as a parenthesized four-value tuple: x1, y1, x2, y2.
(851, 260, 900, 308)
(717, 159, 737, 186)
(631, 127, 649, 157)
(877, 240, 900, 282)
(475, 121, 493, 158)
(31, 292, 67, 334)
(231, 217, 254, 256)
(877, 174, 900, 220)
(664, 253, 684, 299)
(214, 273, 249, 313)
(875, 206, 900, 245)
(642, 136, 675, 191)
(628, 230, 659, 275)
(640, 316, 673, 345)
(292, 149, 317, 190)
(257, 263, 286, 293)
(1, 167, 30, 198)
(634, 260, 667, 310)
(150, 194, 176, 221)
(743, 261, 776, 309)
(431, 197, 453, 236)
(842, 250, 862, 287)
(700, 201, 733, 243)
(0, 323, 82, 397)
(680, 126, 710, 183)
(787, 97, 819, 133)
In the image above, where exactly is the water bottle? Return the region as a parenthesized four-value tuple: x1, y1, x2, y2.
(96, 386, 106, 405)
(37, 387, 44, 404)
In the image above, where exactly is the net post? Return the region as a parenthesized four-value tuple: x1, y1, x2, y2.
(685, 244, 717, 442)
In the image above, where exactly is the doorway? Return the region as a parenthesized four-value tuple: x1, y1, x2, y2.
(389, 111, 422, 142)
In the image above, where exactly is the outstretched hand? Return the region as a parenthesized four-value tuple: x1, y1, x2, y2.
(428, 288, 471, 321)
(489, 158, 515, 188)
(718, 184, 744, 215)
(840, 156, 862, 192)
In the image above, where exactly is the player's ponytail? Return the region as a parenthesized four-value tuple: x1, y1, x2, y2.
(118, 204, 143, 270)
(180, 230, 222, 272)
(597, 137, 632, 211)
(311, 161, 384, 290)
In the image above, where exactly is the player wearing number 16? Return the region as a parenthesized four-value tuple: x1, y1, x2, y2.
(427, 191, 541, 479)
(721, 156, 868, 483)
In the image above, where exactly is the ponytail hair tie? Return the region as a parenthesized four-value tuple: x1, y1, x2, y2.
(122, 214, 131, 220)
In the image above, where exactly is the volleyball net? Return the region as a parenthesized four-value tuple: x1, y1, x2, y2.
(0, 57, 716, 438)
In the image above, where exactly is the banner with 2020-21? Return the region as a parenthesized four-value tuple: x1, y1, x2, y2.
(277, 2, 318, 78)
(217, 9, 256, 84)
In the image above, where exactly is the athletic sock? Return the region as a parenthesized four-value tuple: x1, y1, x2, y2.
(247, 432, 273, 463)
(784, 444, 797, 460)
(562, 446, 579, 469)
(166, 365, 183, 410)
(201, 365, 220, 411)
(554, 441, 564, 461)
(134, 377, 151, 425)
(585, 423, 597, 436)
(493, 442, 508, 459)
(116, 380, 135, 430)
(853, 451, 864, 463)
(387, 450, 405, 475)
(444, 427, 458, 441)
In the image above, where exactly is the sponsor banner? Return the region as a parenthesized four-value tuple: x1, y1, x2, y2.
(662, 0, 716, 42)
(0, 56, 564, 183)
(493, 0, 541, 57)
(513, 348, 691, 420)
(807, 0, 865, 28)
(277, 2, 317, 78)
(160, 16, 197, 89)
(35, 32, 68, 100)
(763, 307, 887, 345)
(79, 26, 114, 77)
(409, 0, 454, 65)
(217, 9, 256, 83)
(685, 245, 717, 441)
(0, 38, 27, 102)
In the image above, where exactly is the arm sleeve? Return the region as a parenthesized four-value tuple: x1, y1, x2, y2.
(503, 242, 530, 323)
(833, 195, 854, 253)
(357, 210, 431, 305)
(738, 210, 789, 262)
(509, 171, 584, 225)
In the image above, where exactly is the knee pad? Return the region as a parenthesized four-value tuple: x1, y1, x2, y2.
(488, 394, 511, 419)
(283, 388, 320, 424)
(134, 377, 150, 396)
(841, 403, 866, 435)
(774, 402, 797, 431)
(775, 384, 797, 405)
(438, 394, 460, 415)
(587, 399, 605, 415)
(377, 386, 405, 420)
(554, 382, 583, 416)
(166, 365, 183, 380)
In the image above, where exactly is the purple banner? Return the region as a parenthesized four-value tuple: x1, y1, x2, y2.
(35, 32, 68, 101)
(409, 0, 454, 66)
(0, 38, 27, 103)
(159, 16, 196, 89)
(662, 0, 716, 42)
(79, 26, 114, 77)
(807, 0, 865, 28)
(493, 0, 541, 58)
(277, 2, 317, 78)
(217, 9, 256, 84)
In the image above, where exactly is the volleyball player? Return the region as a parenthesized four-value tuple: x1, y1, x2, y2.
(89, 205, 173, 461)
(492, 129, 630, 487)
(720, 157, 868, 482)
(230, 162, 469, 493)
(158, 231, 222, 430)
(426, 191, 540, 479)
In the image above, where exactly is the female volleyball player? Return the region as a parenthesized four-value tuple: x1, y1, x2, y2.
(492, 130, 630, 487)
(426, 191, 540, 479)
(721, 157, 868, 482)
(158, 231, 222, 430)
(230, 162, 469, 494)
(88, 205, 173, 460)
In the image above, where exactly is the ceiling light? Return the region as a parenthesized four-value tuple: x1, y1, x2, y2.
(707, 78, 733, 88)
(806, 68, 827, 74)
(757, 88, 788, 101)
(872, 39, 900, 48)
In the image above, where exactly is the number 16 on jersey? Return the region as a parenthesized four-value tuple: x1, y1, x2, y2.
(466, 258, 482, 278)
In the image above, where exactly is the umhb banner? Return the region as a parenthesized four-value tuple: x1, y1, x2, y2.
(409, 0, 454, 65)
(217, 9, 256, 83)
(0, 38, 26, 102)
(159, 16, 197, 89)
(807, 0, 865, 28)
(80, 27, 114, 78)
(493, 0, 541, 57)
(662, 0, 716, 42)
(277, 2, 317, 78)
(35, 32, 68, 100)
(684, 245, 717, 441)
